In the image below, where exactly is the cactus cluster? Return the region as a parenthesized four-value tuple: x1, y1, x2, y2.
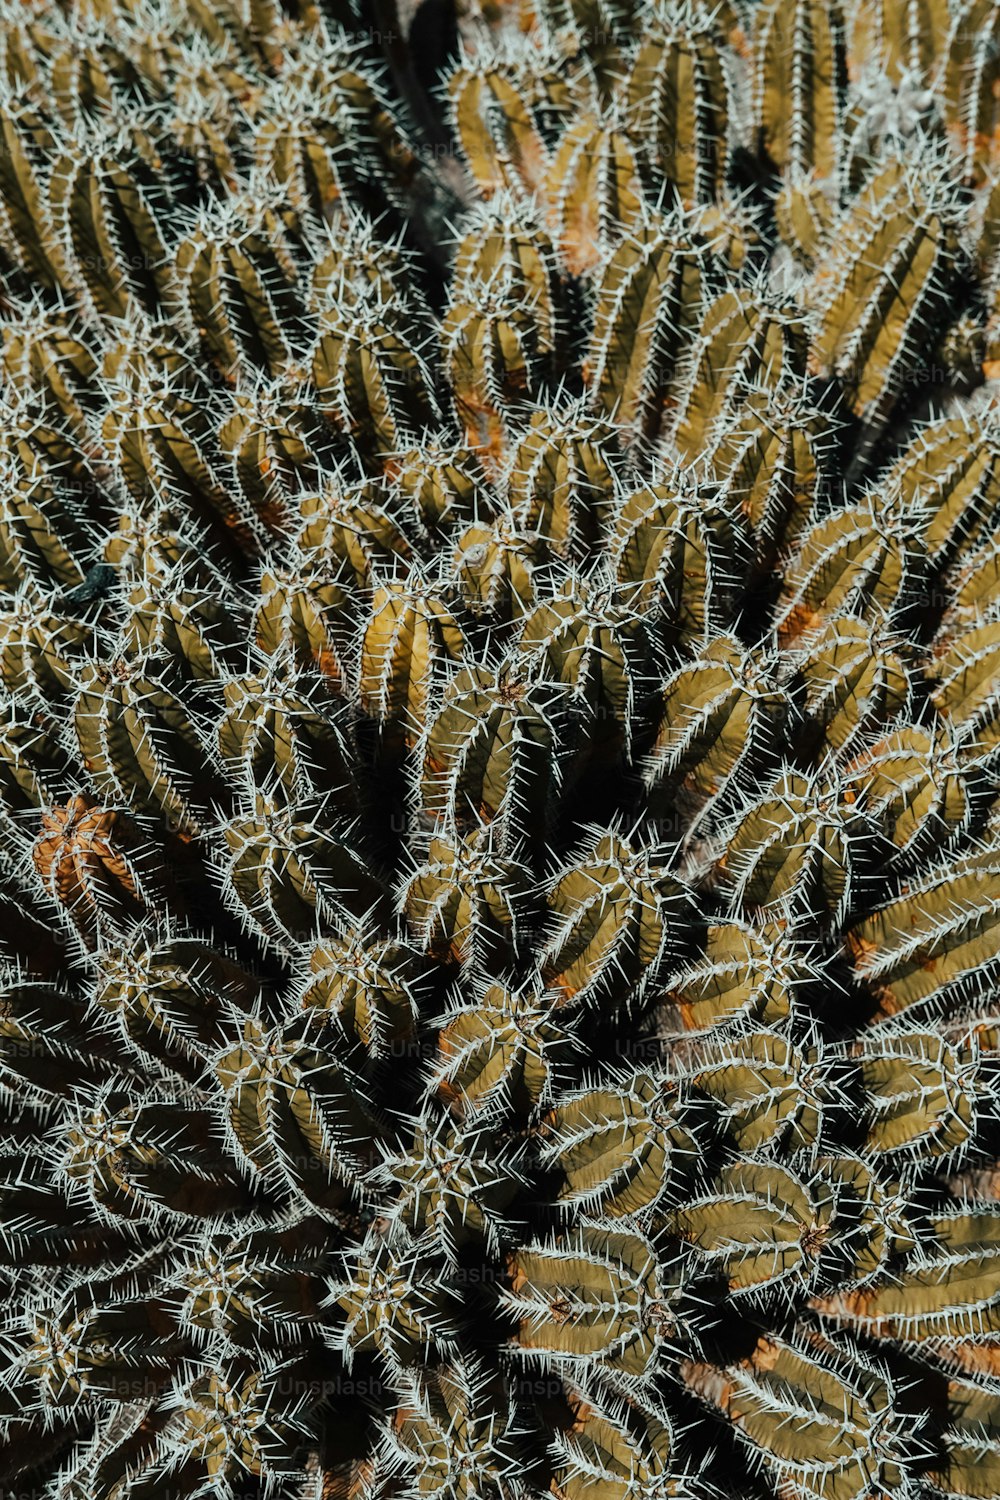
(3, 0, 1000, 1496)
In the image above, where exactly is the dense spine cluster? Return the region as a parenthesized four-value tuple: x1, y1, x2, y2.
(2, 0, 1000, 1497)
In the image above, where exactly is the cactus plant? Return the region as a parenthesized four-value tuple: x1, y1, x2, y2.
(3, 2, 1000, 1498)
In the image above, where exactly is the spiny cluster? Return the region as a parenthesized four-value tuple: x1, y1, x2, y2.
(2, 0, 1000, 1497)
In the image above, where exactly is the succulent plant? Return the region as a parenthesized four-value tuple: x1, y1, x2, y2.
(3, 1, 1000, 1497)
